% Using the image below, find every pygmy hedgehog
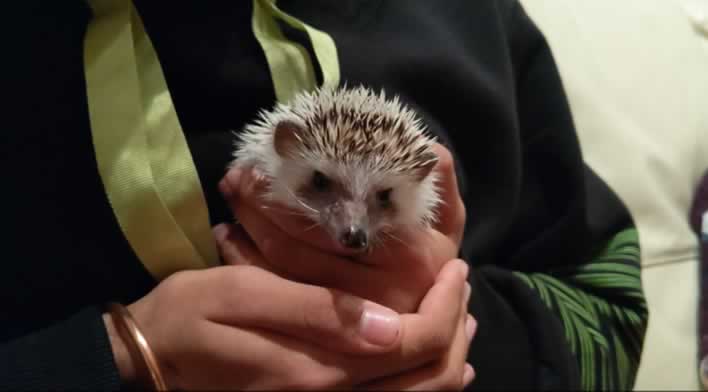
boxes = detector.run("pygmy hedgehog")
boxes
[230,85,441,252]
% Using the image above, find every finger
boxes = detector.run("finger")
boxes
[220,166,269,202]
[463,305,478,388]
[417,258,468,315]
[463,363,476,387]
[200,322,356,390]
[219,165,273,225]
[212,223,229,262]
[375,258,468,366]
[348,260,468,390]
[206,265,402,355]
[358,259,471,390]
[359,339,469,391]
[213,223,274,271]
[214,223,246,265]
[333,257,470,386]
[430,143,466,245]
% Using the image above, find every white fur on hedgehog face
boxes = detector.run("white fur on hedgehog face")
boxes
[261,149,440,249]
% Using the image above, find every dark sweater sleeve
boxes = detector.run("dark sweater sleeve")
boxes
[464,2,648,390]
[0,306,122,390]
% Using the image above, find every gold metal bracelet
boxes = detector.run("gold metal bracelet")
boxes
[108,302,168,391]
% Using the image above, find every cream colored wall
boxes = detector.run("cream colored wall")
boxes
[517,0,708,389]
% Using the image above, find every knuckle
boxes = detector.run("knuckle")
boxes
[225,265,265,296]
[235,264,265,283]
[218,265,271,312]
[300,293,338,332]
[160,270,194,294]
[424,318,458,358]
[425,329,452,358]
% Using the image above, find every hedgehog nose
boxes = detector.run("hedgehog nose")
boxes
[340,227,368,250]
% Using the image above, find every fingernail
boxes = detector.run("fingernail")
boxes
[464,283,471,304]
[220,169,242,199]
[466,315,477,340]
[463,363,475,386]
[359,301,401,346]
[212,223,230,242]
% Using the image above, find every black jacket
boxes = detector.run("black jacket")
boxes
[1,1,647,390]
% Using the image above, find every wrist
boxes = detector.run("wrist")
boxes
[103,312,138,383]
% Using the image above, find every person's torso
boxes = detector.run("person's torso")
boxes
[2,0,529,339]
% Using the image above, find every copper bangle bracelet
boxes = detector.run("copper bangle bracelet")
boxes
[107,302,167,391]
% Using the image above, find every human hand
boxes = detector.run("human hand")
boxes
[216,142,475,389]
[103,259,474,390]
[218,143,466,313]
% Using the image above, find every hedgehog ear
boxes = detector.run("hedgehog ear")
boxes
[274,120,304,158]
[413,152,439,182]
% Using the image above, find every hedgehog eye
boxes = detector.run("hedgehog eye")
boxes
[312,170,330,192]
[377,188,393,207]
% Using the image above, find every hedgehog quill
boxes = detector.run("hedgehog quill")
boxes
[230,85,442,252]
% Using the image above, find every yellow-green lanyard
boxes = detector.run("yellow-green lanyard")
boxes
[253,0,340,103]
[83,0,339,280]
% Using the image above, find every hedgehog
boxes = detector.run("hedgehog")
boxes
[230,85,441,252]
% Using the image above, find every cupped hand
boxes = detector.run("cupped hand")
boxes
[218,143,467,314]
[104,258,474,390]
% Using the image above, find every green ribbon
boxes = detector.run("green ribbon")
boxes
[253,0,340,103]
[83,0,219,279]
[82,0,339,280]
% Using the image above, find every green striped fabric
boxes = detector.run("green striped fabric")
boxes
[514,228,648,390]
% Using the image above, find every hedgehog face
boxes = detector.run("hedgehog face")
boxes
[270,120,440,252]
[232,85,443,252]
[293,165,398,251]
[273,157,436,252]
